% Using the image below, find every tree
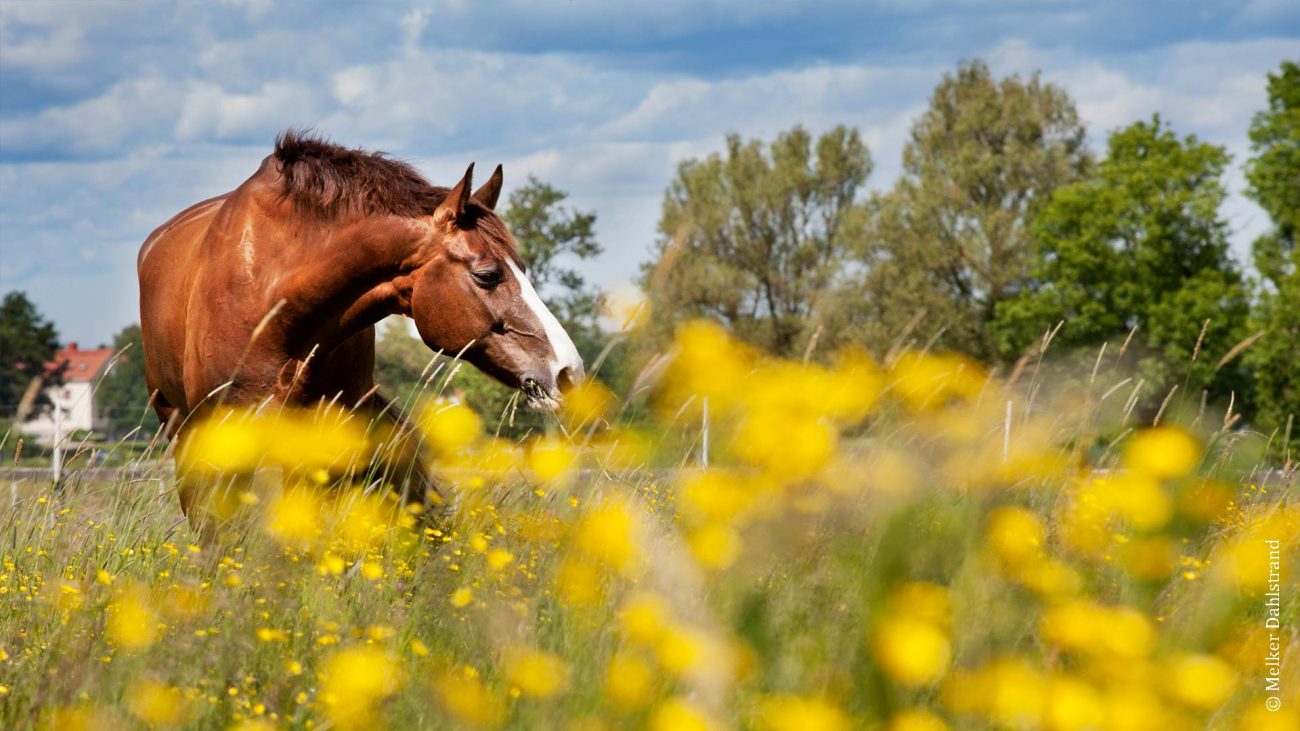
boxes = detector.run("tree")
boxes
[0,291,60,413]
[96,324,152,436]
[1243,61,1300,449]
[842,60,1089,359]
[643,125,872,357]
[993,117,1251,407]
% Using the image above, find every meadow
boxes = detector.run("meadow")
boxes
[1,320,1296,730]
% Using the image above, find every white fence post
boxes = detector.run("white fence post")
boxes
[52,403,63,485]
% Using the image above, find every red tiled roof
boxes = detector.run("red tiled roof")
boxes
[46,342,115,383]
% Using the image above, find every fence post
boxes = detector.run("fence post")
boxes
[52,403,63,486]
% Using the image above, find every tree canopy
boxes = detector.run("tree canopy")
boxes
[0,291,60,412]
[1243,61,1300,448]
[993,117,1250,406]
[843,60,1090,359]
[643,125,872,357]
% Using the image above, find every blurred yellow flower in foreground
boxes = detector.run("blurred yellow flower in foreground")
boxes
[505,648,570,699]
[420,400,483,456]
[107,584,159,651]
[319,646,402,729]
[125,680,187,727]
[872,615,951,687]
[1123,426,1200,480]
[986,506,1045,567]
[1165,653,1236,710]
[603,651,656,710]
[574,500,639,571]
[650,697,715,731]
[620,593,671,646]
[526,436,576,483]
[756,694,850,731]
[562,379,616,428]
[887,708,950,731]
[262,486,323,549]
[435,666,504,729]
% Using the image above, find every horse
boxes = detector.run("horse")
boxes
[137,130,584,536]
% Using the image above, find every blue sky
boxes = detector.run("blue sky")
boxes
[1,0,1296,345]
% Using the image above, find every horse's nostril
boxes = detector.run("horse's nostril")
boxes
[556,366,580,392]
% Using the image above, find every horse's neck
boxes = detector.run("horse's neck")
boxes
[274,215,429,355]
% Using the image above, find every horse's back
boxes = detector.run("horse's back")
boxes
[137,194,229,417]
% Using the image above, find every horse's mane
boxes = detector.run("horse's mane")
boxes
[273,130,441,218]
[271,130,519,262]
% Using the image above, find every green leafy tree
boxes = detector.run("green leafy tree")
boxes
[643,125,872,357]
[841,60,1089,359]
[96,324,151,436]
[994,117,1251,407]
[1243,61,1300,450]
[0,291,60,413]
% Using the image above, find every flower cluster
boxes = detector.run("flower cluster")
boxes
[1,320,1295,730]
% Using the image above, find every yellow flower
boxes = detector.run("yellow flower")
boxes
[556,556,604,608]
[125,680,187,727]
[657,320,753,414]
[886,582,951,631]
[177,409,265,474]
[679,469,753,523]
[319,646,402,729]
[107,584,159,651]
[890,351,986,410]
[450,587,474,608]
[872,616,951,687]
[733,411,836,481]
[649,697,714,731]
[505,648,569,699]
[620,593,671,646]
[1119,536,1176,580]
[420,400,483,456]
[756,694,850,731]
[986,506,1045,567]
[526,436,576,483]
[562,380,616,428]
[1123,426,1199,480]
[1106,473,1173,530]
[574,500,639,571]
[262,486,323,549]
[887,708,950,731]
[688,522,741,570]
[435,666,505,728]
[1043,675,1104,731]
[603,652,655,710]
[1165,653,1236,710]
[486,548,513,571]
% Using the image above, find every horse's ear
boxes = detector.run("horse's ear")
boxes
[435,163,475,225]
[473,164,503,210]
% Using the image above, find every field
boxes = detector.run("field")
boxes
[1,321,1296,730]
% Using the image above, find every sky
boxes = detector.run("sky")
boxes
[1,0,1296,346]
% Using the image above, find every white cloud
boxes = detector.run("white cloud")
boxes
[0,2,1295,344]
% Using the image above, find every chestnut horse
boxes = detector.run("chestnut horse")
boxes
[138,131,583,533]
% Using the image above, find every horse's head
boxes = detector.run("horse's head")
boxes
[409,163,584,409]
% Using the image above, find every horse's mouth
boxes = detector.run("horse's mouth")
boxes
[521,378,561,411]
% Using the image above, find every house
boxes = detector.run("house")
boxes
[20,342,116,443]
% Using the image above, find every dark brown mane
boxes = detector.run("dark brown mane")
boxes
[272,130,519,262]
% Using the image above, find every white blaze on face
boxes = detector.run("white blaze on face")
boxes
[506,259,584,388]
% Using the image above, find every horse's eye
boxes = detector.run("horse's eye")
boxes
[471,268,503,288]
